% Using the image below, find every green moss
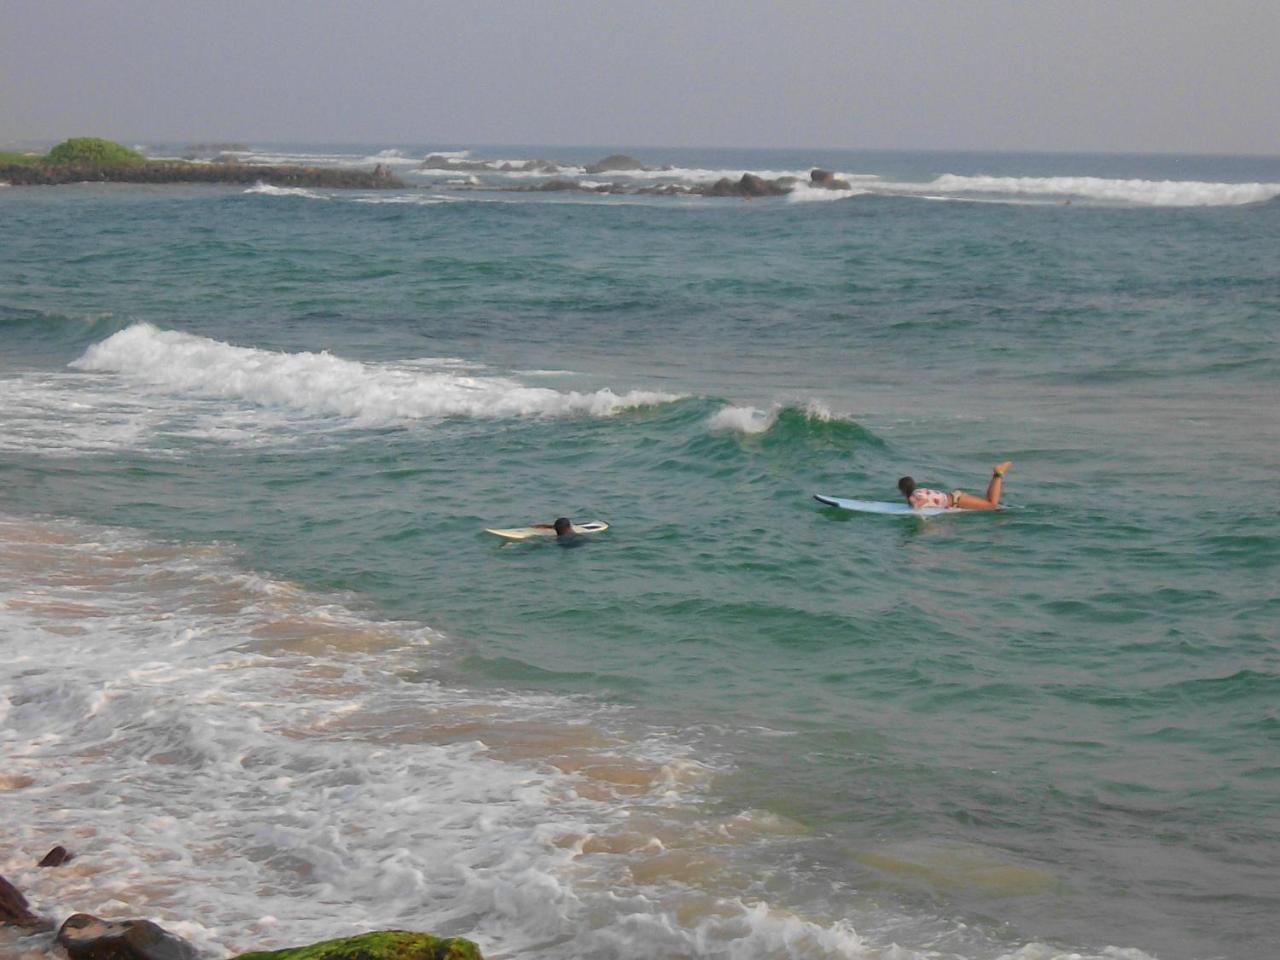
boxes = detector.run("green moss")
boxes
[232,930,483,960]
[0,151,44,165]
[44,137,144,166]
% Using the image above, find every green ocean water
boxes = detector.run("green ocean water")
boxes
[2,146,1278,960]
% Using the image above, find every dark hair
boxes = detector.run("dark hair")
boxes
[897,476,916,498]
[553,517,573,535]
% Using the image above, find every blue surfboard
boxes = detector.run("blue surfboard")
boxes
[813,493,960,517]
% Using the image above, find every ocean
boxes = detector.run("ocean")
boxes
[1,144,1277,960]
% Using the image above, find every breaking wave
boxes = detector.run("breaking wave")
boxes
[70,324,681,424]
[911,174,1280,207]
[243,182,328,200]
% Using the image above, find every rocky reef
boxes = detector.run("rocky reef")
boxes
[1,160,403,188]
[499,167,853,199]
[1,857,484,960]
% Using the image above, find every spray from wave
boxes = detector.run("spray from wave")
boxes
[70,324,681,424]
[708,401,847,435]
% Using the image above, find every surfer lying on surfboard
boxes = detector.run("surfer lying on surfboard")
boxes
[529,517,577,539]
[898,461,1011,511]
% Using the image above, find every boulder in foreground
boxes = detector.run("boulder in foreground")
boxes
[0,874,53,931]
[233,930,483,960]
[56,913,197,960]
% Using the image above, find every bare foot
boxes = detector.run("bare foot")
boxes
[993,460,1012,476]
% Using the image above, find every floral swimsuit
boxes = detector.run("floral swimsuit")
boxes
[908,487,959,509]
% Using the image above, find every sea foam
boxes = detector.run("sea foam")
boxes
[912,174,1280,207]
[708,400,838,435]
[244,182,328,200]
[70,324,681,424]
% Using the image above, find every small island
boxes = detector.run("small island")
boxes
[0,137,403,189]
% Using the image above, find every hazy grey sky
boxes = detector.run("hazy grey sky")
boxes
[3,0,1278,154]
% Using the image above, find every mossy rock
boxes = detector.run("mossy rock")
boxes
[233,930,483,960]
[45,137,144,166]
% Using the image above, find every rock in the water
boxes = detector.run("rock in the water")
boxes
[584,153,648,174]
[232,930,483,960]
[56,914,197,960]
[39,845,74,867]
[0,875,52,930]
[810,168,851,189]
[701,173,792,197]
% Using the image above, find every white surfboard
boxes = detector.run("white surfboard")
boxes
[813,494,960,516]
[485,521,610,540]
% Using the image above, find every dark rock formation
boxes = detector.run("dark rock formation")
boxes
[533,178,595,192]
[38,845,74,867]
[56,914,197,960]
[810,168,851,189]
[701,173,792,198]
[499,159,561,174]
[0,875,54,931]
[232,930,483,960]
[584,153,649,174]
[500,178,632,194]
[0,162,403,189]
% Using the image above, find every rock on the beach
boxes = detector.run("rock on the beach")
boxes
[56,913,198,960]
[232,930,484,960]
[0,875,52,930]
[584,153,648,174]
[38,845,74,867]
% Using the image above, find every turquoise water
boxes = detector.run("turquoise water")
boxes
[2,146,1278,960]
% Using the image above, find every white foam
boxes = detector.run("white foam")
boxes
[709,404,775,434]
[786,182,865,203]
[359,149,420,167]
[0,514,1169,960]
[69,324,681,426]
[708,400,837,435]
[899,174,1280,207]
[243,182,328,200]
[349,193,458,205]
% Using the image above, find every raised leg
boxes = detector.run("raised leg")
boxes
[953,460,1010,510]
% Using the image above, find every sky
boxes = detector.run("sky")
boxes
[2,0,1278,155]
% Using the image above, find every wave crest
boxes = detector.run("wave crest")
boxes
[920,174,1280,207]
[70,324,681,424]
[708,402,884,447]
[244,182,327,200]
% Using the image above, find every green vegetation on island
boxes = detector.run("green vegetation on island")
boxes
[1,136,401,189]
[45,137,145,166]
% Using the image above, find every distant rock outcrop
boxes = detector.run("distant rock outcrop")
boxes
[0,161,404,189]
[584,153,649,174]
[809,168,851,189]
[701,173,793,198]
